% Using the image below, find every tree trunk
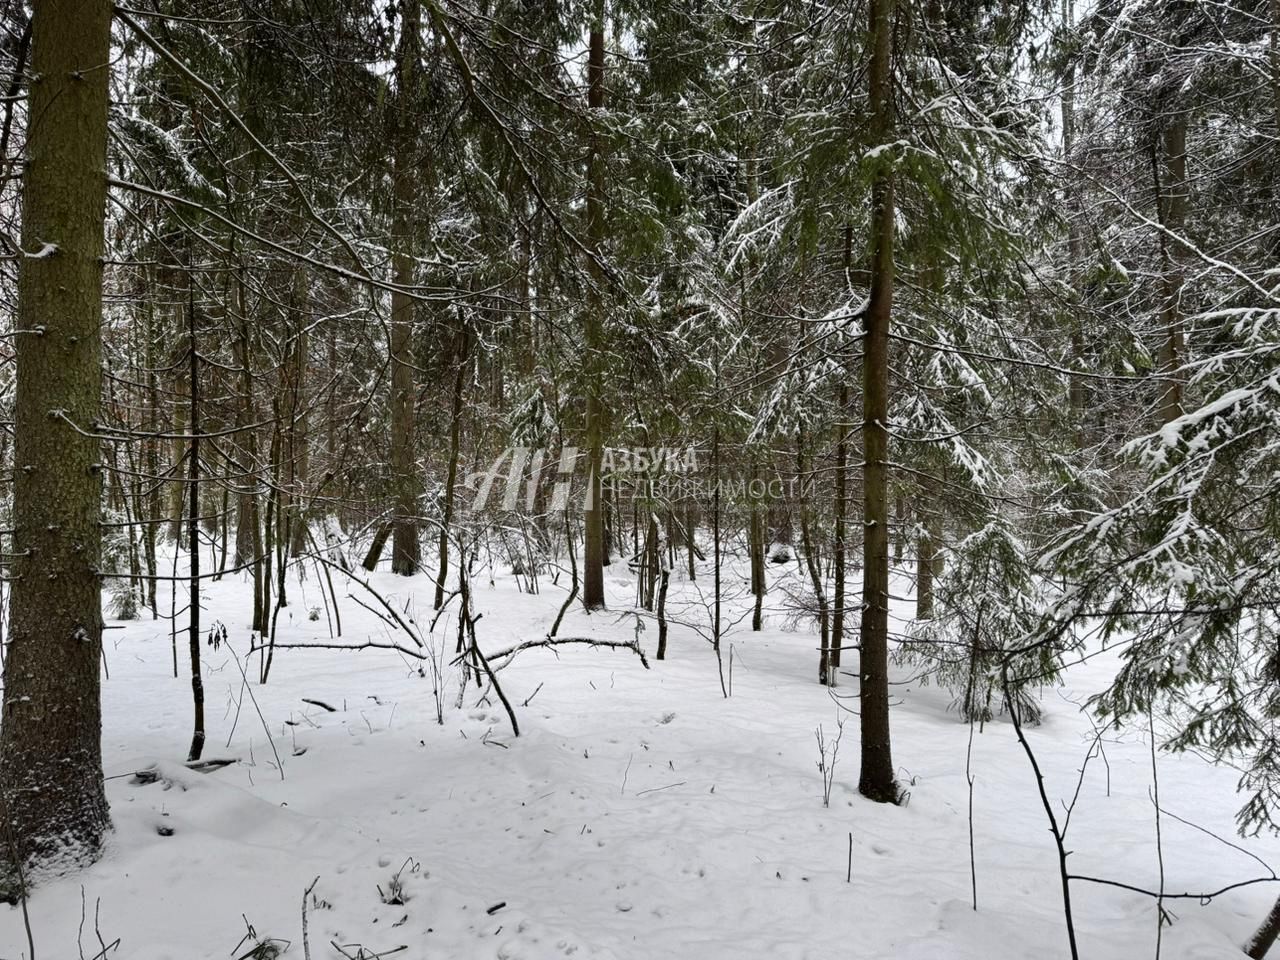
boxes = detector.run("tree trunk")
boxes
[893,493,906,565]
[1155,116,1187,425]
[435,345,467,609]
[645,512,660,610]
[287,268,310,557]
[832,376,849,674]
[916,488,936,621]
[144,295,160,614]
[363,522,392,572]
[831,224,853,673]
[800,431,832,685]
[1247,893,1280,959]
[389,0,421,576]
[233,270,259,560]
[186,280,205,762]
[1061,0,1087,439]
[656,565,670,659]
[749,471,765,631]
[168,362,187,544]
[685,504,697,581]
[858,0,899,805]
[582,4,607,610]
[0,0,113,879]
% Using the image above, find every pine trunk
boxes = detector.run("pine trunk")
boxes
[858,0,898,805]
[582,8,607,609]
[0,0,113,879]
[831,378,848,673]
[389,0,420,576]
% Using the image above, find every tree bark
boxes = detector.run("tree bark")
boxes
[582,3,607,609]
[749,470,765,631]
[363,522,392,572]
[916,485,937,621]
[831,224,853,674]
[0,0,113,878]
[685,504,697,581]
[435,337,468,609]
[186,276,205,762]
[1154,117,1187,425]
[1061,0,1087,438]
[831,377,848,674]
[858,0,899,805]
[389,0,421,575]
[287,267,310,557]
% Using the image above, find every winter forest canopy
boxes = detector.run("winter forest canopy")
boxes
[2,0,1280,957]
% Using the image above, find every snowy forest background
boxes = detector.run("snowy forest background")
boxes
[3,0,1280,957]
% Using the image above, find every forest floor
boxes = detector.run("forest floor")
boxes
[2,546,1278,960]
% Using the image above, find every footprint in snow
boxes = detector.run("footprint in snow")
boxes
[497,918,604,959]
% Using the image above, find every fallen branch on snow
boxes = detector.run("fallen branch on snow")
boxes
[468,635,651,672]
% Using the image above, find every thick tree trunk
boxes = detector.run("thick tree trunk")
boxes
[858,0,899,805]
[0,0,113,879]
[582,7,607,610]
[389,0,421,576]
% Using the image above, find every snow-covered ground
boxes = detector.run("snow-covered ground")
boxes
[3,548,1277,960]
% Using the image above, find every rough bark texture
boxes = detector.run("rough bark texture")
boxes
[581,9,607,610]
[0,0,113,878]
[858,0,899,805]
[389,0,421,576]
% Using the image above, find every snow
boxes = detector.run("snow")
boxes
[2,552,1277,959]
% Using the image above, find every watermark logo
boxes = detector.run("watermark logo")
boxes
[466,445,698,512]
[464,444,812,513]
[467,446,580,512]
